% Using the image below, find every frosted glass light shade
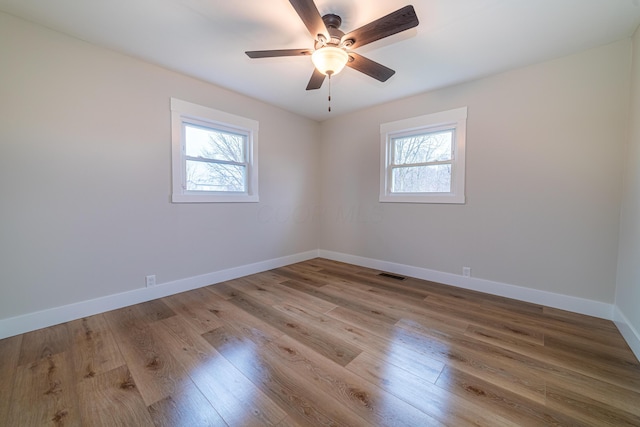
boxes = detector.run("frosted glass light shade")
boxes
[311,46,349,76]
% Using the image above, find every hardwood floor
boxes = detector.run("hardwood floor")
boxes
[2,258,639,426]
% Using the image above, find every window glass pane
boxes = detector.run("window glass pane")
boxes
[186,160,246,192]
[393,130,452,165]
[392,164,451,193]
[185,124,245,162]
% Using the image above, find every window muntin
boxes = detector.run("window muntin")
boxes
[171,98,258,203]
[380,107,467,204]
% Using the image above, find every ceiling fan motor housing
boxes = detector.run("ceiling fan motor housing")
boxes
[317,14,346,47]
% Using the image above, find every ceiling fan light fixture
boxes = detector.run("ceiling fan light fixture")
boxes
[311,46,348,76]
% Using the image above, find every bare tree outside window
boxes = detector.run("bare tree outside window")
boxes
[184,124,247,192]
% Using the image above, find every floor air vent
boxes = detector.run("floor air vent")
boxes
[378,272,406,281]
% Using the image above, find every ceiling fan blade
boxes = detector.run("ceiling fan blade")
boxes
[289,0,330,41]
[346,52,395,82]
[341,5,419,49]
[306,68,326,90]
[245,49,313,58]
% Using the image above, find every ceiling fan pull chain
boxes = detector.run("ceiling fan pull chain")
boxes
[328,73,332,112]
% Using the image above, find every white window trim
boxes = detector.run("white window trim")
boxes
[171,98,259,203]
[380,107,467,204]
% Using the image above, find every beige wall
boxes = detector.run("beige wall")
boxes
[616,27,640,334]
[0,12,320,320]
[319,40,631,303]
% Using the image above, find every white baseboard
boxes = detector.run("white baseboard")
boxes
[613,306,640,362]
[318,250,614,320]
[0,250,319,340]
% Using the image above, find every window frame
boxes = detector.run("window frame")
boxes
[380,107,467,204]
[171,98,259,203]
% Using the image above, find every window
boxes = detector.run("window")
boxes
[380,107,467,204]
[171,98,258,203]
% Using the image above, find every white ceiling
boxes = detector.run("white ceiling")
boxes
[1,0,640,121]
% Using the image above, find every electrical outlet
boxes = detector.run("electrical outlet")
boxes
[145,275,156,287]
[462,267,471,277]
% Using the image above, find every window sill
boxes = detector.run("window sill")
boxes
[172,193,259,203]
[379,193,465,204]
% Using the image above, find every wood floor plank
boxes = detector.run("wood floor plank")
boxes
[288,259,326,271]
[538,315,631,349]
[270,334,447,426]
[206,281,244,299]
[77,365,155,427]
[198,287,286,340]
[540,361,640,417]
[246,273,339,312]
[400,275,546,316]
[203,324,373,427]
[545,381,640,426]
[460,323,640,417]
[421,293,546,345]
[326,305,399,337]
[0,334,22,423]
[281,279,402,325]
[466,323,640,393]
[147,379,228,427]
[277,302,445,384]
[104,304,188,406]
[17,322,71,366]
[347,351,518,427]
[275,415,308,427]
[543,306,621,331]
[272,265,355,288]
[434,366,583,426]
[227,289,362,367]
[7,352,80,426]
[426,288,623,348]
[226,276,338,314]
[395,317,547,403]
[131,298,178,323]
[248,269,293,284]
[544,332,640,373]
[323,282,470,335]
[161,288,224,334]
[544,327,638,363]
[464,324,545,356]
[68,314,125,380]
[150,314,287,426]
[307,257,373,275]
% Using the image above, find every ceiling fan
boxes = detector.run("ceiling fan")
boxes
[245,0,419,91]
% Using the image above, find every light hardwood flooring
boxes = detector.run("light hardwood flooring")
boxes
[1,258,639,426]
